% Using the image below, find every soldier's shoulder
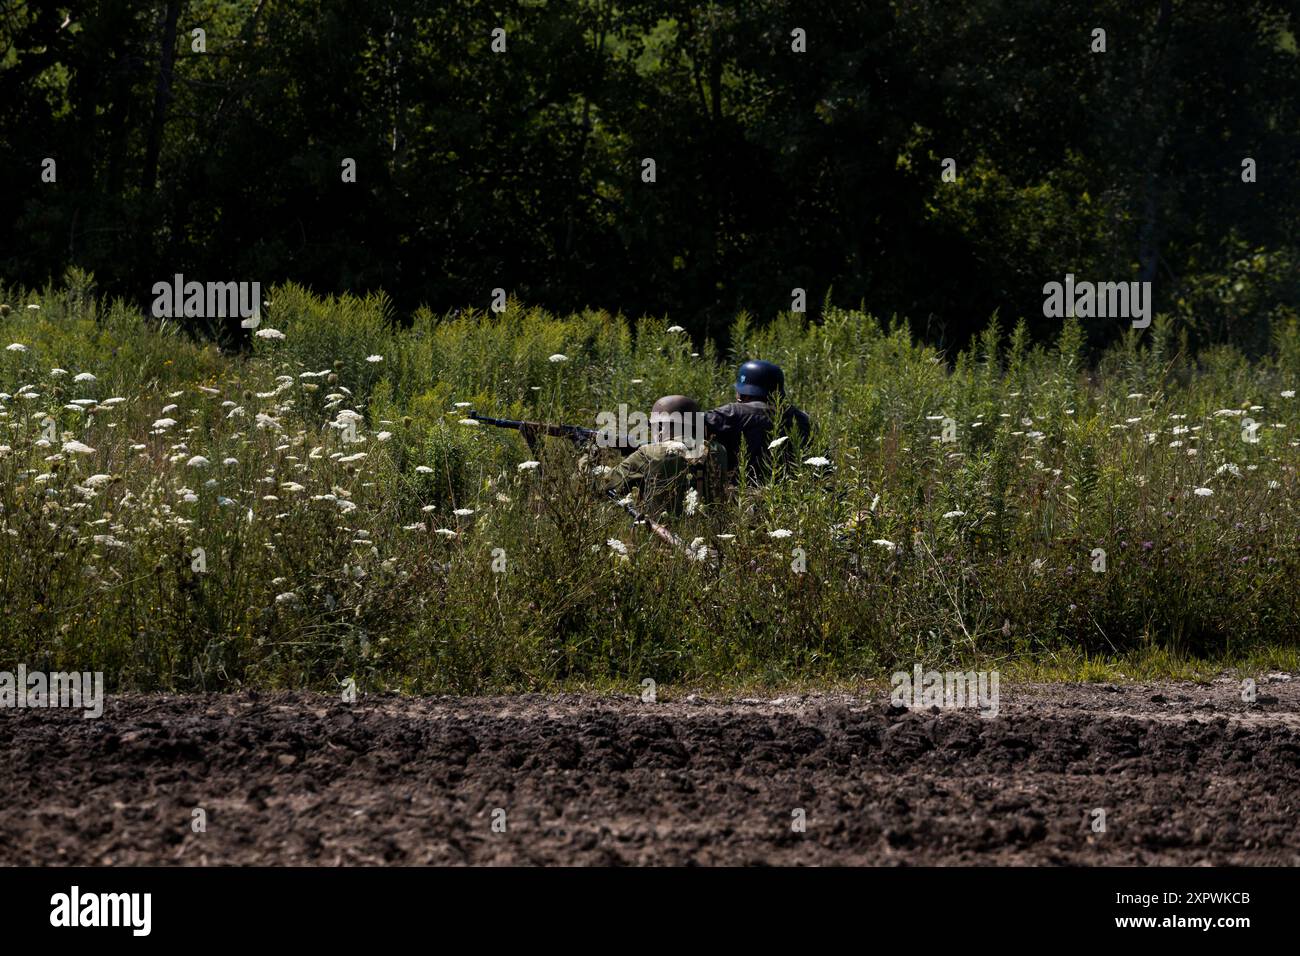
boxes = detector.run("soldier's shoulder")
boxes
[610,445,653,475]
[789,404,812,426]
[677,438,719,461]
[632,440,681,461]
[708,401,768,421]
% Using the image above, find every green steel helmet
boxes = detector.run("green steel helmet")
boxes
[735,359,785,400]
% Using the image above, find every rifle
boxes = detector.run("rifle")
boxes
[607,489,714,563]
[467,410,638,456]
[470,410,712,563]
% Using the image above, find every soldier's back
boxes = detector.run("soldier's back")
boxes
[606,438,726,516]
[705,400,810,480]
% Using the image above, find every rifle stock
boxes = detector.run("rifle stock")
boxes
[607,490,714,564]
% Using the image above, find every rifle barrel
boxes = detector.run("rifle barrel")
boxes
[468,410,638,452]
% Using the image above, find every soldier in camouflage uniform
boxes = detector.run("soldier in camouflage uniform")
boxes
[604,395,728,517]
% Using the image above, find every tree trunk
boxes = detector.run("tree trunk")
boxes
[1137,0,1174,290]
[142,0,182,194]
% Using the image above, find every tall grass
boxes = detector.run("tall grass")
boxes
[1,280,1297,692]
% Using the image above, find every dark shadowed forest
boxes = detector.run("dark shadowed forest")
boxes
[2,1,1297,352]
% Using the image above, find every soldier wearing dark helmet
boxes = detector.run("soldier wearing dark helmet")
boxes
[604,395,727,516]
[705,359,811,482]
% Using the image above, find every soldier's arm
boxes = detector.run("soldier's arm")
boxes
[603,448,650,497]
[704,407,729,438]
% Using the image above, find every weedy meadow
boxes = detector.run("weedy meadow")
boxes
[1,275,1297,694]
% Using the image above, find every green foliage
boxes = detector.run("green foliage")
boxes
[0,285,1297,693]
[1,0,1296,353]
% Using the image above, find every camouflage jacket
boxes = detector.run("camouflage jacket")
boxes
[604,438,728,516]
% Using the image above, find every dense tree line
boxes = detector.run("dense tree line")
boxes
[1,0,1297,352]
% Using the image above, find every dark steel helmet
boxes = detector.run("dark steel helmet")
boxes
[650,394,700,420]
[735,359,785,399]
[649,394,700,442]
